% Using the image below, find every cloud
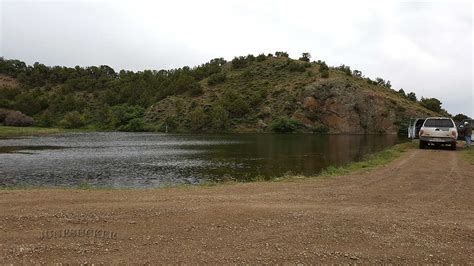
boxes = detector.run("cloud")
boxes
[1,0,472,116]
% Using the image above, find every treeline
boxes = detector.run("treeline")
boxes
[0,57,228,130]
[0,53,465,132]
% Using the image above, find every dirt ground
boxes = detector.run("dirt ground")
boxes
[1,147,473,264]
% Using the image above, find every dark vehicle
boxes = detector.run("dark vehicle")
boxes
[457,119,474,140]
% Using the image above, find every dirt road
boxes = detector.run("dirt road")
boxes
[1,148,473,263]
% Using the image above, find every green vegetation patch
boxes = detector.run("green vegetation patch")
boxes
[0,126,63,138]
[462,146,474,165]
[320,142,415,177]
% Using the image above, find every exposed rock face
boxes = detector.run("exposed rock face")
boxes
[297,79,435,134]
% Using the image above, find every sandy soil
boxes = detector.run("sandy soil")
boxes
[1,148,473,264]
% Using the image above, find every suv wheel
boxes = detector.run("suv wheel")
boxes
[419,140,426,149]
[451,142,457,150]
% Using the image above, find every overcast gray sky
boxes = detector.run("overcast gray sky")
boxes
[1,0,473,116]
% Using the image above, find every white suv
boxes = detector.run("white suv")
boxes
[419,117,458,150]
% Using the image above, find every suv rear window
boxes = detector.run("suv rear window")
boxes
[424,119,454,128]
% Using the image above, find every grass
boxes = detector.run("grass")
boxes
[0,126,64,138]
[319,141,416,177]
[462,145,474,164]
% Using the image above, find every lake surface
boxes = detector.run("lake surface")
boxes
[0,132,403,188]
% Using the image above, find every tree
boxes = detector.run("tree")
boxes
[210,104,229,129]
[420,97,442,113]
[275,51,289,58]
[299,53,311,62]
[59,111,85,128]
[188,107,207,130]
[398,89,406,97]
[453,113,470,123]
[207,72,227,86]
[407,92,417,102]
[256,54,267,62]
[231,56,248,69]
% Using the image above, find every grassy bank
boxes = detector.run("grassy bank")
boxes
[0,126,64,138]
[318,141,415,177]
[462,145,474,164]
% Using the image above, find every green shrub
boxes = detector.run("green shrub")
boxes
[228,97,249,116]
[119,118,145,132]
[271,117,303,133]
[407,92,417,102]
[59,111,85,128]
[109,105,145,128]
[207,72,227,86]
[420,97,442,112]
[396,121,409,136]
[275,51,289,58]
[286,61,306,72]
[299,52,311,62]
[231,56,248,69]
[256,54,267,62]
[311,124,329,134]
[321,69,329,78]
[188,107,207,130]
[210,104,229,130]
[187,83,203,96]
[221,90,250,117]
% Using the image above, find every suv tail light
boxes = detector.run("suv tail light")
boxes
[452,131,456,137]
[419,130,424,136]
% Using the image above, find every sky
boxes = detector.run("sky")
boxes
[1,0,473,117]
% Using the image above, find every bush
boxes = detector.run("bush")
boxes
[0,108,11,123]
[4,111,34,126]
[231,56,248,69]
[109,105,145,128]
[311,124,329,134]
[286,61,306,72]
[407,92,417,102]
[119,118,145,132]
[299,52,311,62]
[275,51,289,58]
[59,111,85,128]
[188,107,207,130]
[227,96,250,116]
[207,72,227,86]
[221,90,250,117]
[420,97,442,113]
[321,69,329,78]
[271,117,302,133]
[256,54,266,62]
[336,64,352,76]
[210,104,229,130]
[453,113,470,123]
[187,84,203,96]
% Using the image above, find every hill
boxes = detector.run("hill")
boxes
[0,54,442,134]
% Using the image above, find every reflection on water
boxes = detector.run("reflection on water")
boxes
[0,132,402,188]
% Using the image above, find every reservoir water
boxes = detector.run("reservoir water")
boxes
[0,132,402,188]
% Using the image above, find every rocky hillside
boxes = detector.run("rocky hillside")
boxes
[0,55,439,133]
[145,57,438,134]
